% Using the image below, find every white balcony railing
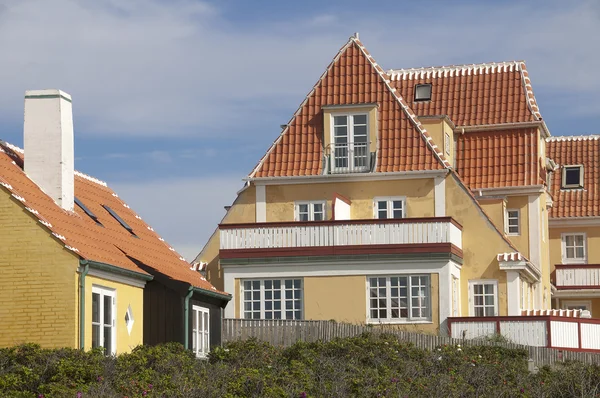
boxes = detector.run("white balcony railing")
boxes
[219,217,462,251]
[330,142,370,174]
[554,265,600,289]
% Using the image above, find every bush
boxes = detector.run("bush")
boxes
[1,335,600,397]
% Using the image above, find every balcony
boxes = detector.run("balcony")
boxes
[219,217,462,260]
[553,264,600,290]
[329,142,370,174]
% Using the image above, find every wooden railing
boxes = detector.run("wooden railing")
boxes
[448,316,600,351]
[219,217,462,251]
[554,264,600,289]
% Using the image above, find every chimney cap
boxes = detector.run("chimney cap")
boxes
[25,89,72,102]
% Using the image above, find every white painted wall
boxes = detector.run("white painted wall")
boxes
[333,196,351,220]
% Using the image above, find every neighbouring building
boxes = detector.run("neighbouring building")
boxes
[195,35,558,335]
[0,89,230,356]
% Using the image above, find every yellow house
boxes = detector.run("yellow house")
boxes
[196,35,553,335]
[547,136,600,317]
[0,90,229,354]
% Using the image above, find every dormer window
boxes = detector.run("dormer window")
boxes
[331,113,369,173]
[562,165,584,189]
[414,84,432,101]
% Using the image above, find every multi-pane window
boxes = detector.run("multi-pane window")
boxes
[192,305,210,358]
[332,114,369,173]
[368,275,431,322]
[506,209,520,235]
[242,279,302,320]
[296,201,325,221]
[562,165,583,189]
[563,233,586,263]
[91,286,116,355]
[470,281,497,317]
[374,197,405,219]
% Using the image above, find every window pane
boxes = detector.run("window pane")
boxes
[104,326,112,353]
[565,167,581,186]
[484,284,494,294]
[353,114,367,125]
[566,235,574,246]
[92,293,100,323]
[484,307,495,317]
[92,325,100,348]
[474,285,483,294]
[415,84,432,100]
[566,247,575,258]
[274,280,281,289]
[103,296,112,326]
[333,115,347,126]
[575,235,584,246]
[576,247,585,258]
[265,280,272,289]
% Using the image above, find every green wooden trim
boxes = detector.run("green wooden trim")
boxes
[24,94,72,103]
[80,259,154,281]
[192,286,232,301]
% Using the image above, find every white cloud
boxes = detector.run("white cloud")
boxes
[1,0,598,139]
[109,175,244,261]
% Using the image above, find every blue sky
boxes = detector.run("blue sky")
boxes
[0,0,599,259]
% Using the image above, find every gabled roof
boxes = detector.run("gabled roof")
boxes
[388,61,542,126]
[0,141,228,298]
[250,36,450,178]
[455,127,543,189]
[546,135,600,218]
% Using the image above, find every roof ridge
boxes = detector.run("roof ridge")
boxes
[388,61,523,80]
[546,135,600,142]
[74,171,108,187]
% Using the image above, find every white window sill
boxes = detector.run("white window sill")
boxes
[366,319,433,325]
[562,260,587,264]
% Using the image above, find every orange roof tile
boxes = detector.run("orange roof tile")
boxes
[0,142,227,297]
[388,61,541,126]
[546,136,600,218]
[455,128,541,189]
[250,37,449,178]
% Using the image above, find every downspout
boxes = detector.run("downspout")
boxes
[183,286,194,350]
[79,260,90,350]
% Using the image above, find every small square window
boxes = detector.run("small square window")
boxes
[374,197,405,219]
[414,84,432,101]
[295,201,326,221]
[506,209,520,235]
[562,165,583,189]
[444,132,451,155]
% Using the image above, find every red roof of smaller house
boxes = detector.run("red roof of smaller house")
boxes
[0,141,228,298]
[546,136,600,218]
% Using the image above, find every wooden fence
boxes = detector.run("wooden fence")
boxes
[222,318,600,367]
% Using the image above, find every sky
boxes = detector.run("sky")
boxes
[0,0,599,260]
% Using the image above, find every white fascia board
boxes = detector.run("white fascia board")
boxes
[247,170,449,186]
[549,217,600,227]
[473,185,546,196]
[498,260,541,283]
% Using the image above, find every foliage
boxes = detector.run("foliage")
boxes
[1,335,600,397]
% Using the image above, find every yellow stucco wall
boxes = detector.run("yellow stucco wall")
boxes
[84,275,144,354]
[199,185,256,291]
[420,118,454,166]
[477,198,505,231]
[445,175,515,316]
[0,192,79,348]
[265,179,434,222]
[549,226,600,268]
[303,276,367,323]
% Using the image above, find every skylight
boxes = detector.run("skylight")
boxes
[102,204,137,236]
[75,197,102,226]
[562,165,584,189]
[414,84,432,101]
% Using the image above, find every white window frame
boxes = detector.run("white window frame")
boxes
[414,83,432,101]
[91,286,116,355]
[373,196,406,219]
[505,208,520,235]
[561,300,592,312]
[241,279,303,320]
[561,232,587,264]
[468,280,498,317]
[192,305,210,358]
[366,275,432,324]
[295,200,326,222]
[330,112,370,173]
[562,164,584,189]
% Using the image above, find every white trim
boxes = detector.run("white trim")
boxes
[561,232,587,264]
[91,285,116,355]
[553,290,600,298]
[256,185,266,222]
[295,200,326,221]
[549,217,600,227]
[248,170,449,185]
[561,164,584,189]
[473,185,545,196]
[239,278,303,320]
[373,196,406,219]
[191,305,210,358]
[223,259,455,319]
[468,279,499,317]
[86,268,147,289]
[505,208,520,235]
[329,112,370,174]
[561,300,592,311]
[434,176,446,217]
[528,195,541,270]
[506,270,521,316]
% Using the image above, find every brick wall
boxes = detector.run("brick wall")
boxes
[0,191,79,348]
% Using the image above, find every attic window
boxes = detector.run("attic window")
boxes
[75,197,102,226]
[414,84,432,101]
[562,165,584,189]
[102,204,137,236]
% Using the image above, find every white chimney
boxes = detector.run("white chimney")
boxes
[24,89,75,211]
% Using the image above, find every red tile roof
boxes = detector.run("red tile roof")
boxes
[0,142,227,297]
[546,136,600,218]
[455,128,542,189]
[250,37,450,178]
[388,61,541,126]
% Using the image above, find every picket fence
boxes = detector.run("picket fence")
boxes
[222,318,600,367]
